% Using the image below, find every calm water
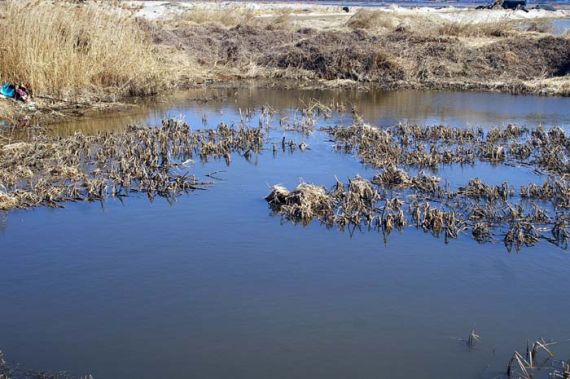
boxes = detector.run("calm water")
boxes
[228,0,570,7]
[2,88,570,379]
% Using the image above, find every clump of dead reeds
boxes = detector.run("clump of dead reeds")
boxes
[266,173,567,250]
[346,8,517,38]
[336,176,379,228]
[459,178,512,201]
[0,119,265,210]
[506,339,555,379]
[266,175,379,228]
[265,120,570,249]
[168,7,256,28]
[0,0,167,99]
[346,9,400,31]
[327,122,570,176]
[372,165,411,189]
[0,350,8,379]
[266,183,334,226]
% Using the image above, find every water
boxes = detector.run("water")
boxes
[553,17,570,34]
[229,0,570,7]
[2,87,570,379]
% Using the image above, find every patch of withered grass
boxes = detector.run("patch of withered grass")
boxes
[346,9,401,31]
[161,6,293,30]
[0,0,169,100]
[346,9,518,37]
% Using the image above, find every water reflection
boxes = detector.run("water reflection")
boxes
[51,87,570,136]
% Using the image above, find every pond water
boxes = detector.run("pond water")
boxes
[552,17,570,35]
[2,87,570,379]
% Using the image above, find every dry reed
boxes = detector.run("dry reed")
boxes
[268,120,569,250]
[0,120,265,210]
[0,0,167,99]
[346,8,517,37]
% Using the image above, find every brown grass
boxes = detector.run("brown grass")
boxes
[170,8,257,28]
[346,9,401,31]
[161,6,292,30]
[346,9,518,37]
[0,0,169,99]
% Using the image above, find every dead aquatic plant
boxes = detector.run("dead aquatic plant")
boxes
[280,100,335,135]
[326,122,570,175]
[552,361,570,379]
[265,176,379,228]
[265,183,334,226]
[486,124,527,143]
[0,349,93,379]
[200,122,264,164]
[412,201,465,241]
[329,122,403,167]
[505,222,541,250]
[0,351,8,379]
[377,197,406,236]
[458,178,512,202]
[551,216,569,248]
[266,168,568,249]
[372,167,442,194]
[0,119,265,211]
[506,339,556,379]
[336,176,379,228]
[472,222,491,242]
[372,165,411,189]
[466,329,480,350]
[479,144,506,163]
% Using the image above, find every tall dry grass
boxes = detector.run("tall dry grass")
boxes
[346,9,401,30]
[0,0,167,99]
[174,7,257,27]
[163,6,293,30]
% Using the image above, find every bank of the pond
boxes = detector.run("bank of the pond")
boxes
[1,0,570,128]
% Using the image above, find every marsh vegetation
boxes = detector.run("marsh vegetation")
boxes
[0,120,264,210]
[1,1,569,378]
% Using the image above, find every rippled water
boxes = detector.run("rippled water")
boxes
[2,87,570,379]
